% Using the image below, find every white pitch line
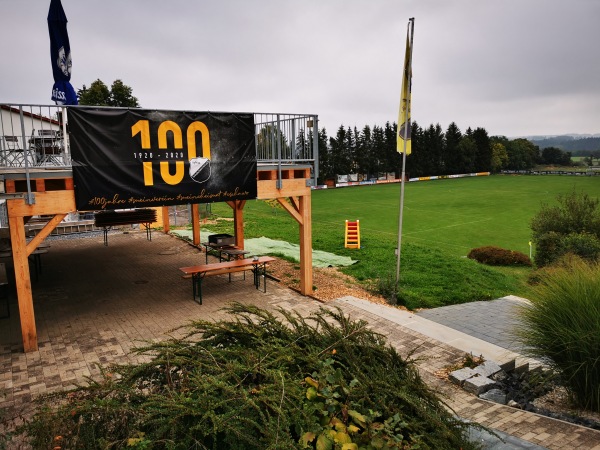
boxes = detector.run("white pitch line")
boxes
[403,218,493,236]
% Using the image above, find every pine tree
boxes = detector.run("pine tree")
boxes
[472,127,492,172]
[443,122,462,174]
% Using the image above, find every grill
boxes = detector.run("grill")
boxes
[208,233,234,246]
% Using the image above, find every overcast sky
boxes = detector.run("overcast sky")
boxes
[2,0,599,138]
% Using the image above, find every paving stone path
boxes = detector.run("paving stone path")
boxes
[416,296,531,354]
[0,231,598,449]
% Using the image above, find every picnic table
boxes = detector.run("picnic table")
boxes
[201,241,250,263]
[0,242,50,282]
[179,256,276,304]
[94,209,157,245]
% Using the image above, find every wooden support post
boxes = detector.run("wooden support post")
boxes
[234,200,245,249]
[273,195,313,295]
[299,195,313,295]
[5,192,74,353]
[8,216,37,352]
[161,206,170,233]
[227,200,246,249]
[191,203,200,246]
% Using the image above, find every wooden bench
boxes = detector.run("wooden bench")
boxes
[179,256,276,304]
[94,209,157,246]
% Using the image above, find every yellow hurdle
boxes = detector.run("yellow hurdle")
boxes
[344,220,360,249]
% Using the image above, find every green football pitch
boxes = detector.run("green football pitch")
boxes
[209,174,600,308]
[312,174,600,257]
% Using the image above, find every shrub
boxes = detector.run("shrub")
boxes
[535,231,600,267]
[10,304,479,449]
[531,190,600,267]
[533,231,564,267]
[562,232,600,261]
[517,258,600,412]
[467,246,532,266]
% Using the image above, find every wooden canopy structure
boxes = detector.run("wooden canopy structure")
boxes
[1,106,319,352]
[1,164,314,352]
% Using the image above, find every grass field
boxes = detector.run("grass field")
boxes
[207,174,600,309]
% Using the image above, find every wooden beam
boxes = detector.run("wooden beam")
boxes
[276,198,302,224]
[298,195,313,295]
[290,196,300,212]
[6,191,76,217]
[4,180,16,194]
[8,216,37,352]
[26,214,66,256]
[35,179,46,193]
[191,204,200,245]
[257,179,310,199]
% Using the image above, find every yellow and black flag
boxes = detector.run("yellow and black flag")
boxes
[397,19,414,155]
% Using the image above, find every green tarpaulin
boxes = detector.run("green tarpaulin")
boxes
[171,230,357,268]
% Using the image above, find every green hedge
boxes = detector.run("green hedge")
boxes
[467,246,532,266]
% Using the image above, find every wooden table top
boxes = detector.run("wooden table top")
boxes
[179,256,276,275]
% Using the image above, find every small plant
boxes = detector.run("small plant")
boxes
[467,246,532,266]
[438,353,484,379]
[374,273,398,306]
[517,257,600,412]
[301,359,419,449]
[462,352,484,369]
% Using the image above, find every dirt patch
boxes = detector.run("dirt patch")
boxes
[267,258,395,306]
[533,386,600,429]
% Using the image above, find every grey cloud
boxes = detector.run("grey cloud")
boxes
[1,0,598,137]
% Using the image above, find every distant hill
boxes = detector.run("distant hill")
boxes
[520,135,600,154]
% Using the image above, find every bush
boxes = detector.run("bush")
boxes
[531,190,600,267]
[562,232,600,261]
[517,258,600,412]
[9,304,480,449]
[467,246,532,266]
[535,231,600,267]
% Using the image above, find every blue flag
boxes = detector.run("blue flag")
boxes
[48,0,78,105]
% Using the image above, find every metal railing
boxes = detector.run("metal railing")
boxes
[1,105,318,183]
[0,104,70,169]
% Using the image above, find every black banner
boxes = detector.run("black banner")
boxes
[68,108,256,211]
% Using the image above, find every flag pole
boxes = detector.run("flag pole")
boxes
[395,18,415,292]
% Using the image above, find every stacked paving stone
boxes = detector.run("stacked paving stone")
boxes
[449,360,509,404]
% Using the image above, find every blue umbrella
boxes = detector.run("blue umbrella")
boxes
[48,0,78,105]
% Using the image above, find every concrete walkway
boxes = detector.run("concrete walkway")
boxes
[0,231,598,449]
[416,296,532,355]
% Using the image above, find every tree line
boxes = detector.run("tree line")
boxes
[529,136,600,154]
[75,78,578,181]
[314,121,574,184]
